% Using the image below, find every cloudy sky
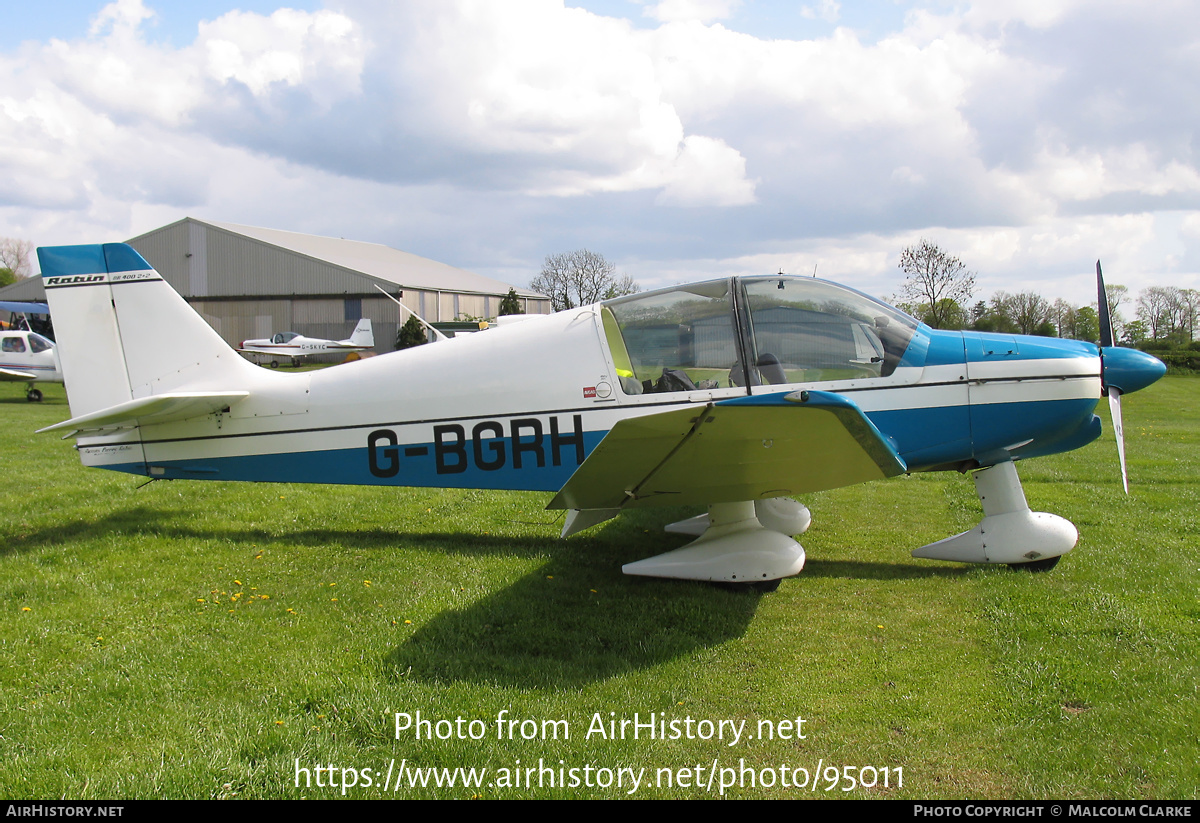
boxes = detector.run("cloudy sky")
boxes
[2,0,1198,305]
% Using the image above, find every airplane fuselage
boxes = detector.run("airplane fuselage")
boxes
[74,301,1103,492]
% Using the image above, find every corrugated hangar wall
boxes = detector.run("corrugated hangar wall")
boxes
[129,220,502,360]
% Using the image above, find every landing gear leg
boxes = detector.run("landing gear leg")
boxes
[665,496,811,538]
[912,461,1076,567]
[624,501,805,585]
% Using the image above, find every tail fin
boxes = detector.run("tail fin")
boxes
[38,243,249,419]
[348,318,374,348]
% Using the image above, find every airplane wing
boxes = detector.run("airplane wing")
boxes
[0,301,50,313]
[548,389,907,511]
[0,367,38,382]
[37,391,249,435]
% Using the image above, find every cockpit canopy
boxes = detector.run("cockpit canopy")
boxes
[271,332,300,344]
[601,276,919,395]
[1,332,54,354]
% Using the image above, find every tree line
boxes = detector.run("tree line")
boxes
[895,240,1200,350]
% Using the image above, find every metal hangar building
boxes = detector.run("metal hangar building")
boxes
[1,217,550,356]
[128,218,551,356]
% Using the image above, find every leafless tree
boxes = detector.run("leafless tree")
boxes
[1050,298,1075,337]
[0,237,34,280]
[897,240,975,330]
[529,249,638,312]
[1137,286,1182,341]
[1180,288,1200,342]
[989,291,1053,335]
[1102,283,1129,342]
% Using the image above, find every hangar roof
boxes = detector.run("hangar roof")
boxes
[192,219,544,298]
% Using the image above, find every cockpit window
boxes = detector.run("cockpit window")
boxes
[2,336,26,353]
[28,333,53,353]
[272,332,299,344]
[740,277,917,383]
[601,276,919,395]
[603,279,737,394]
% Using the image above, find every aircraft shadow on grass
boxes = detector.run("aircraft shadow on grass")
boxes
[382,550,763,690]
[4,498,970,688]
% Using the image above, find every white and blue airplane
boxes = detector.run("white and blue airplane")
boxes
[35,243,1164,589]
[239,318,374,367]
[1,299,62,401]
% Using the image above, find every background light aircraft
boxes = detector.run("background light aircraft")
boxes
[36,243,1164,589]
[239,319,374,367]
[1,327,62,401]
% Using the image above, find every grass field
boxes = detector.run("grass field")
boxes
[1,377,1196,799]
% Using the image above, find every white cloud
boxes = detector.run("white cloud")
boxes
[88,0,156,39]
[800,1,840,24]
[200,8,364,107]
[1035,141,1200,202]
[0,0,1197,301]
[656,135,756,206]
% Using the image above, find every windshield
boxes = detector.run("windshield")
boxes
[740,277,918,383]
[601,276,920,395]
[603,279,736,394]
[28,333,54,353]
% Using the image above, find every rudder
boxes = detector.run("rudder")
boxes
[349,318,373,348]
[39,243,249,420]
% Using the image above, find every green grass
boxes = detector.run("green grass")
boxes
[0,378,1196,799]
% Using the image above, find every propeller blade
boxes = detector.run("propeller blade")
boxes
[1096,260,1114,348]
[1108,386,1128,495]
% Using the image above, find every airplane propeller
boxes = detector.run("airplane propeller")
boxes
[1095,260,1166,494]
[1096,260,1127,493]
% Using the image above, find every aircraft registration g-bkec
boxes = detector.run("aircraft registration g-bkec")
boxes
[37,243,1165,589]
[238,318,374,367]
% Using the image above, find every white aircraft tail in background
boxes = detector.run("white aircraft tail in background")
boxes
[239,318,374,366]
[347,318,373,348]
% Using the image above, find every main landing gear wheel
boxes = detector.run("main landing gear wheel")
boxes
[26,388,43,402]
[624,501,805,586]
[715,577,783,594]
[270,360,280,369]
[1009,556,1061,572]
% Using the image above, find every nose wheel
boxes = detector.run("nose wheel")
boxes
[1009,555,1061,572]
[26,387,43,402]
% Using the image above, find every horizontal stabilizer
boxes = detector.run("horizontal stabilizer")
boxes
[37,391,249,434]
[549,390,906,511]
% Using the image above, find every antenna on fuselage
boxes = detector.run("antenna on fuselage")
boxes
[373,285,448,342]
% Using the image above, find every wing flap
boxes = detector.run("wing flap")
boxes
[549,390,906,510]
[37,391,249,434]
